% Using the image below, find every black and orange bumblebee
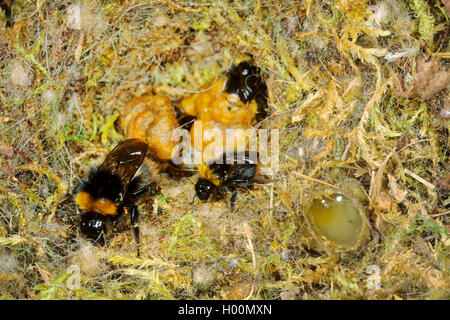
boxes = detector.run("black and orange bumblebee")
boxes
[175,60,268,128]
[73,139,159,256]
[224,60,268,122]
[169,60,268,177]
[195,151,260,210]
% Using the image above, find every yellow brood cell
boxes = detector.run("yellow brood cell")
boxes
[179,77,258,128]
[119,95,180,161]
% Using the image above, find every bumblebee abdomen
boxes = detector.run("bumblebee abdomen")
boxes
[197,163,222,187]
[75,191,118,216]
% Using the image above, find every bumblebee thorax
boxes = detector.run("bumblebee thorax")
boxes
[75,170,123,215]
[197,163,221,187]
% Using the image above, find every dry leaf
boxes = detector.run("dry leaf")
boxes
[394,56,450,101]
[387,174,407,202]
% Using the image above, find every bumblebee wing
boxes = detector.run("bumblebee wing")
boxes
[99,139,148,196]
[220,151,258,183]
[222,150,258,166]
[225,164,257,184]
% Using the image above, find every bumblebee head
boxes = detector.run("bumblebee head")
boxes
[195,178,215,201]
[226,61,262,103]
[225,61,267,121]
[80,212,107,245]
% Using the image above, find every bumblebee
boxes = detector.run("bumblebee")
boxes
[73,139,159,256]
[178,60,268,127]
[195,151,259,210]
[173,106,196,132]
[224,60,268,122]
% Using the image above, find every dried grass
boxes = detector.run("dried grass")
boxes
[0,0,448,300]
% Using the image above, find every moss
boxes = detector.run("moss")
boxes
[0,0,448,300]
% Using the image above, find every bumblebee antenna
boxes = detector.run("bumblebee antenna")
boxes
[93,230,106,246]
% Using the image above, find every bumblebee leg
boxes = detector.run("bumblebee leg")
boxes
[148,182,161,196]
[230,187,238,211]
[128,182,161,198]
[129,186,149,198]
[130,205,140,257]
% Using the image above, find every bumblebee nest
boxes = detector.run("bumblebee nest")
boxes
[0,0,449,300]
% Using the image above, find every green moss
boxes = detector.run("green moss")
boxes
[0,0,448,300]
[409,0,435,41]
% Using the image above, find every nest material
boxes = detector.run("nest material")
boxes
[0,0,449,300]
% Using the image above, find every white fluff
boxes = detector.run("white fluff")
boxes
[67,4,81,30]
[384,48,416,63]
